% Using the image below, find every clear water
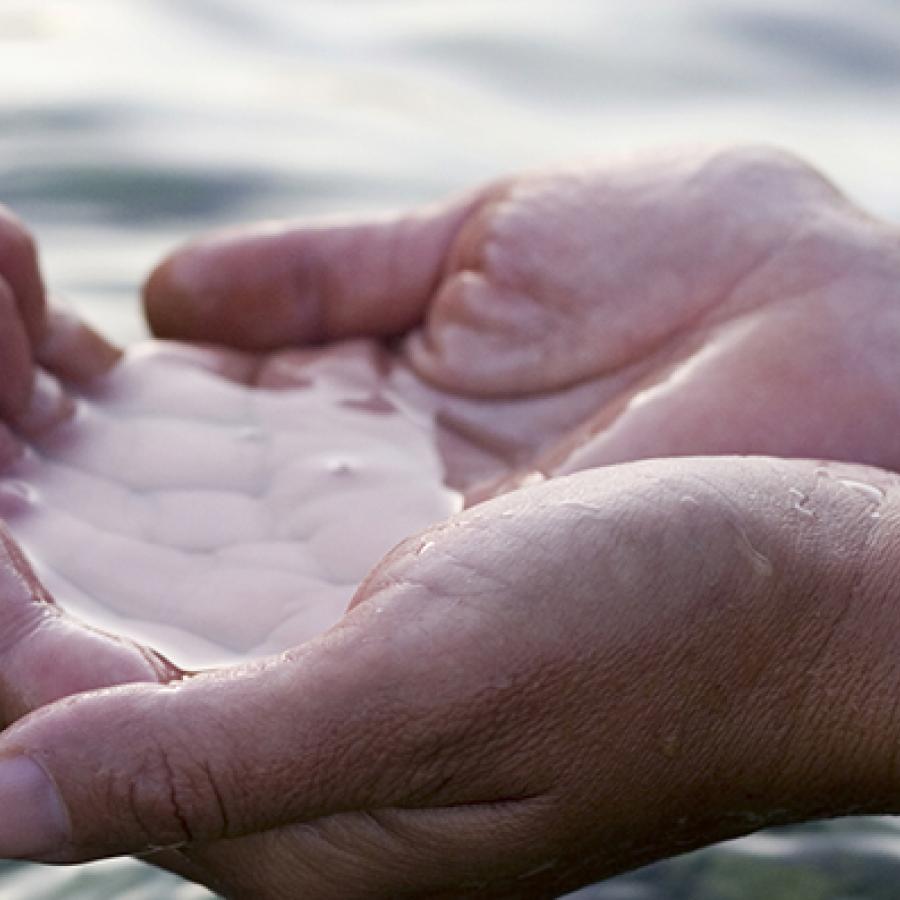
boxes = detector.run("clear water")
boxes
[0,347,463,670]
[2,0,900,896]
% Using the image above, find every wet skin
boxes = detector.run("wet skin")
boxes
[1,146,900,897]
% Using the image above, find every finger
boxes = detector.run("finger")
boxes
[34,305,122,384]
[0,455,781,864]
[0,278,35,419]
[0,424,22,471]
[142,187,496,350]
[0,537,550,868]
[0,522,175,727]
[0,205,46,345]
[0,460,698,865]
[6,304,121,433]
[0,454,891,875]
[406,147,851,399]
[2,301,121,431]
[0,622,418,861]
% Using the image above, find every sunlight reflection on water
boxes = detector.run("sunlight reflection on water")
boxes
[2,0,900,896]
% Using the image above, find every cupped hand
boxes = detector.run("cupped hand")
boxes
[1,340,465,670]
[145,144,900,480]
[2,146,900,898]
[0,204,176,724]
[3,456,900,900]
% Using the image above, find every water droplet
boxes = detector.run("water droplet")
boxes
[559,499,602,514]
[788,487,814,518]
[731,522,773,578]
[518,859,558,880]
[680,495,700,506]
[236,426,263,443]
[835,477,885,504]
[812,469,886,518]
[661,729,682,759]
[0,480,36,514]
[327,459,354,476]
[417,540,436,556]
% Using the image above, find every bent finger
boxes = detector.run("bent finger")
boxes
[143,188,495,350]
[35,304,122,384]
[0,522,176,726]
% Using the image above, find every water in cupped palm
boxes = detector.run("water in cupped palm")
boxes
[3,1,900,896]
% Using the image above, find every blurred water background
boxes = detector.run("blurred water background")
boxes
[2,0,900,896]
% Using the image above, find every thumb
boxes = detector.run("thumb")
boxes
[0,600,447,863]
[143,186,494,351]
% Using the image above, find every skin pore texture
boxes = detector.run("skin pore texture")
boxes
[0,146,900,897]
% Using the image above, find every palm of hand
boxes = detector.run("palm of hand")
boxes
[3,145,900,895]
[398,147,900,477]
[1,340,468,671]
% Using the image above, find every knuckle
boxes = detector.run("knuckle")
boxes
[707,143,834,200]
[127,736,229,846]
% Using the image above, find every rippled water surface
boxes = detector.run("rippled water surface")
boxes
[3,0,900,896]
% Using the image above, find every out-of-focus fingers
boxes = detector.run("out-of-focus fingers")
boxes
[0,206,46,345]
[0,278,35,420]
[0,425,22,471]
[34,304,122,384]
[8,370,76,440]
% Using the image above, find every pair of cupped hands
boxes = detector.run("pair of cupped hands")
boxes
[2,146,900,899]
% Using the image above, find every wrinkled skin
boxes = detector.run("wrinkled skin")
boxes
[2,147,900,898]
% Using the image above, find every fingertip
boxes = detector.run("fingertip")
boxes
[143,239,255,343]
[143,249,187,339]
[143,230,319,350]
[142,248,195,341]
[0,754,70,860]
[143,189,492,352]
[35,305,123,383]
